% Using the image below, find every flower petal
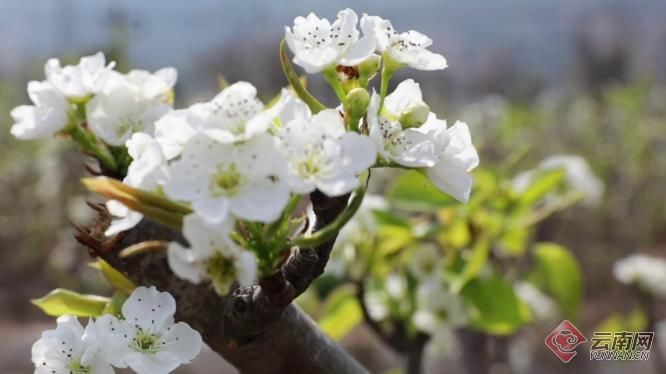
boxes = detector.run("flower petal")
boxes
[122,286,176,333]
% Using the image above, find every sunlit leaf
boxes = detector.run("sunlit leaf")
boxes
[32,289,110,317]
[531,243,583,321]
[318,285,363,341]
[451,236,489,293]
[462,275,532,335]
[387,170,456,211]
[516,168,565,207]
[102,291,129,317]
[97,259,136,294]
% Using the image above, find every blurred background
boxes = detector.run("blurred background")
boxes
[2,0,666,373]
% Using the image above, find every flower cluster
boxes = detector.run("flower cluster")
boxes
[32,287,202,374]
[11,9,478,295]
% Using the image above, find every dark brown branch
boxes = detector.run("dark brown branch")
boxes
[75,190,367,374]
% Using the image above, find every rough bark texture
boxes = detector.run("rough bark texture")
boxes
[76,193,368,374]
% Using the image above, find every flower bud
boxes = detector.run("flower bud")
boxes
[345,88,370,119]
[399,101,430,128]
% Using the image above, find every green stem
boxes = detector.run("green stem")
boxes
[378,64,395,113]
[323,67,347,105]
[265,194,302,238]
[279,39,326,113]
[70,125,119,173]
[291,182,367,248]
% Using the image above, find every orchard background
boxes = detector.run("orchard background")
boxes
[2,1,666,373]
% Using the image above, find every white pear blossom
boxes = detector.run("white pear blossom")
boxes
[285,8,375,73]
[119,68,177,100]
[419,120,479,202]
[413,280,467,333]
[93,286,202,374]
[186,81,275,143]
[86,78,172,146]
[155,82,284,157]
[613,254,666,298]
[277,109,376,196]
[45,52,114,98]
[168,214,257,294]
[408,244,444,281]
[32,315,113,374]
[105,133,169,236]
[367,79,439,167]
[164,133,289,224]
[361,14,447,71]
[10,81,69,140]
[513,155,604,207]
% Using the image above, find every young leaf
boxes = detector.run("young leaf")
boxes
[531,243,583,321]
[516,168,565,207]
[97,259,136,294]
[461,275,532,335]
[32,289,110,317]
[387,170,456,211]
[451,236,490,293]
[318,285,363,341]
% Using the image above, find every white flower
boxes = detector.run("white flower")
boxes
[420,120,479,202]
[105,133,169,236]
[413,280,467,333]
[32,315,113,374]
[154,82,285,157]
[541,155,604,207]
[277,109,376,196]
[285,8,375,73]
[10,81,69,140]
[163,133,290,224]
[45,52,114,98]
[514,281,559,321]
[93,286,202,374]
[168,214,257,294]
[613,254,666,298]
[408,244,443,281]
[119,68,177,100]
[86,79,172,146]
[367,79,439,167]
[360,14,447,71]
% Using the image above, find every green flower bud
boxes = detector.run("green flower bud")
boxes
[344,88,370,132]
[345,88,370,118]
[399,102,430,128]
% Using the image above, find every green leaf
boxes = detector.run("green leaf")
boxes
[516,168,565,207]
[102,291,129,317]
[451,236,489,293]
[32,289,110,317]
[387,170,456,211]
[377,225,415,255]
[532,243,583,320]
[462,275,532,335]
[96,259,136,294]
[498,225,530,256]
[318,285,363,341]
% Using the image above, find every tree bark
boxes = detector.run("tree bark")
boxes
[76,193,368,374]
